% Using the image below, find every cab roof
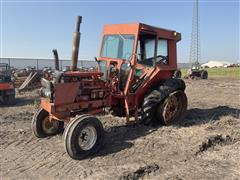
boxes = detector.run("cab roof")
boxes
[102,23,181,41]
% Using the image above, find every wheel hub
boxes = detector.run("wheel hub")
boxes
[163,95,179,121]
[78,126,97,151]
[42,117,59,135]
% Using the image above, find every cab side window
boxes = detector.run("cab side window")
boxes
[137,33,157,67]
[156,39,168,64]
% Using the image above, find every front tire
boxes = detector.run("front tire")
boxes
[32,108,64,138]
[63,115,104,160]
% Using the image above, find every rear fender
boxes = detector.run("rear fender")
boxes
[146,78,186,106]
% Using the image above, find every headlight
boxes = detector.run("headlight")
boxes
[40,88,53,102]
[40,78,54,102]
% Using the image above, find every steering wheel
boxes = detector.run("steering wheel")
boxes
[156,55,168,64]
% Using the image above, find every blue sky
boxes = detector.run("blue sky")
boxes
[0,0,239,63]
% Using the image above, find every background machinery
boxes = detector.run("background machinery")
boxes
[187,0,208,79]
[0,63,15,105]
[32,16,188,159]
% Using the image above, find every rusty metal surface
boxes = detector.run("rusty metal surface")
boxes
[52,49,60,70]
[54,82,80,106]
[39,16,184,124]
[71,16,82,71]
[0,83,14,90]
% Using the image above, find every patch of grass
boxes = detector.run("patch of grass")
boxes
[180,69,188,77]
[180,67,240,79]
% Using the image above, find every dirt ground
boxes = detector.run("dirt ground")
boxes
[0,78,240,180]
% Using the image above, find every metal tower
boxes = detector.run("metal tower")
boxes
[189,0,201,65]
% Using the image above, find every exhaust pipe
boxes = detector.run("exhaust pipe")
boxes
[52,49,59,71]
[70,16,82,71]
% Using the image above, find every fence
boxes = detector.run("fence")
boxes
[0,58,190,70]
[0,58,97,70]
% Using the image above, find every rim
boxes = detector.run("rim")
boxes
[162,93,181,122]
[42,117,59,135]
[78,126,97,151]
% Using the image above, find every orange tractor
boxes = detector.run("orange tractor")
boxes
[32,16,187,159]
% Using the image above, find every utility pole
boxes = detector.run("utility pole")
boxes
[189,0,201,66]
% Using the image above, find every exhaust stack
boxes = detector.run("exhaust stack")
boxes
[70,16,82,71]
[52,49,60,71]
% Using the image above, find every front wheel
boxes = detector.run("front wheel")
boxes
[157,90,187,125]
[63,115,104,160]
[32,108,64,138]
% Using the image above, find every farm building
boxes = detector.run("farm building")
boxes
[201,61,234,68]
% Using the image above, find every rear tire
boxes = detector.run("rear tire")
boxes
[32,108,64,138]
[63,115,104,160]
[157,90,187,125]
[201,70,208,79]
[141,79,187,126]
[141,90,161,125]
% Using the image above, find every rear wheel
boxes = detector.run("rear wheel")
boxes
[141,79,187,126]
[63,115,104,160]
[141,90,161,125]
[157,90,187,125]
[32,108,64,138]
[201,70,208,79]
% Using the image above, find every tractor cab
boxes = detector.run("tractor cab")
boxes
[97,23,181,94]
[0,75,12,83]
[0,63,10,73]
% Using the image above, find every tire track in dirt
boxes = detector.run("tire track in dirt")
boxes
[1,79,240,179]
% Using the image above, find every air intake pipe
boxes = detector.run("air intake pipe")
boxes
[70,16,82,71]
[52,49,59,71]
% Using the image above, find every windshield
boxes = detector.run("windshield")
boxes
[101,35,135,60]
